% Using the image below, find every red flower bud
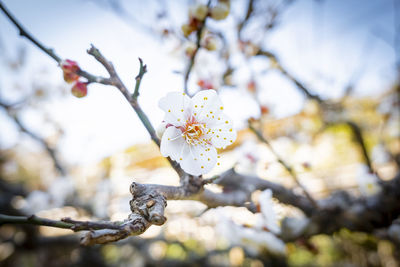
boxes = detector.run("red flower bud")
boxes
[197,79,214,90]
[61,59,80,83]
[71,81,87,98]
[247,80,256,93]
[260,105,269,115]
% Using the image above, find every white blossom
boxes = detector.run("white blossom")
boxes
[240,227,286,255]
[217,217,286,255]
[256,189,281,234]
[281,217,309,238]
[235,140,259,175]
[371,143,390,165]
[356,164,382,197]
[22,177,75,214]
[23,190,51,214]
[158,90,237,175]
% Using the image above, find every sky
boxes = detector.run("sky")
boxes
[0,0,398,165]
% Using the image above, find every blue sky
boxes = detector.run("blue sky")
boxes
[0,0,397,164]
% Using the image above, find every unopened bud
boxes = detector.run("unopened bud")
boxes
[61,59,80,83]
[197,79,214,90]
[156,121,168,139]
[260,105,269,115]
[247,80,256,93]
[182,23,194,37]
[191,4,208,21]
[203,35,218,51]
[185,42,197,58]
[71,81,87,98]
[210,3,230,20]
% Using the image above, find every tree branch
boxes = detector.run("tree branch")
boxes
[345,120,374,175]
[183,1,211,96]
[237,0,254,39]
[132,58,147,99]
[214,168,315,216]
[85,45,184,177]
[282,171,400,241]
[248,123,318,208]
[0,101,66,176]
[0,3,185,177]
[257,49,323,103]
[0,2,61,63]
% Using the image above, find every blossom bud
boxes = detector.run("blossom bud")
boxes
[156,121,168,139]
[203,35,218,51]
[210,2,230,20]
[61,59,80,83]
[71,81,87,98]
[260,105,269,115]
[191,4,208,21]
[181,23,194,37]
[185,42,197,58]
[197,79,214,90]
[302,162,311,170]
[247,80,256,93]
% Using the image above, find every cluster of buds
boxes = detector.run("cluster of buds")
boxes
[61,59,80,83]
[60,59,87,98]
[181,1,230,37]
[181,3,208,37]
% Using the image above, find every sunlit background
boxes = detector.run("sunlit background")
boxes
[0,0,399,266]
[0,0,397,163]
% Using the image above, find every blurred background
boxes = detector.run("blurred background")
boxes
[0,0,399,266]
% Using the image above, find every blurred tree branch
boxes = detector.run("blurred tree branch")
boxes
[2,169,399,245]
[0,100,66,175]
[183,1,211,96]
[248,122,318,208]
[0,2,186,177]
[256,48,379,176]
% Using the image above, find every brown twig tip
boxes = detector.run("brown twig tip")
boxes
[133,58,147,99]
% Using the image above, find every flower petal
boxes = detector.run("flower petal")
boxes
[158,92,191,126]
[191,90,224,123]
[259,189,281,234]
[180,144,217,175]
[204,113,236,149]
[160,126,185,161]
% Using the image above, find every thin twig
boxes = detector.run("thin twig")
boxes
[85,45,184,177]
[256,48,377,179]
[132,58,147,99]
[0,2,61,63]
[0,3,185,177]
[0,101,66,175]
[257,49,323,103]
[183,1,211,96]
[248,123,318,208]
[344,121,376,176]
[0,214,122,231]
[237,0,254,39]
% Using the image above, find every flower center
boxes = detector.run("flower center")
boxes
[182,117,207,145]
